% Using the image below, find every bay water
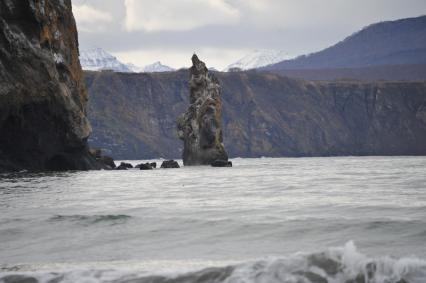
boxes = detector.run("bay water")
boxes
[1,157,425,282]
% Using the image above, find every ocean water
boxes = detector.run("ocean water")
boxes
[0,157,425,283]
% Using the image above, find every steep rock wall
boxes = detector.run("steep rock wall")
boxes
[0,0,100,171]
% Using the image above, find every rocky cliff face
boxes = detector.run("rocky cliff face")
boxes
[85,70,426,159]
[177,55,228,165]
[0,0,101,171]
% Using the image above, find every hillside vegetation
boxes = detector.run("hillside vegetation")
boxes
[86,70,426,159]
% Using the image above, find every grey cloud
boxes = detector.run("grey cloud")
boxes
[72,0,426,63]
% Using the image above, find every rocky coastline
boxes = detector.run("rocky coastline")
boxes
[1,1,425,171]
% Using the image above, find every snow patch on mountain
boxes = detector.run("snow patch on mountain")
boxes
[79,48,132,72]
[224,49,292,71]
[125,63,143,73]
[141,61,175,73]
[80,48,175,73]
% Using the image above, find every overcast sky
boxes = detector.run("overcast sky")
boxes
[72,0,426,70]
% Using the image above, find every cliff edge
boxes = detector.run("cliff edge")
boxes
[0,0,102,171]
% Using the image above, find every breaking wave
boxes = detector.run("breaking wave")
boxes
[1,242,425,283]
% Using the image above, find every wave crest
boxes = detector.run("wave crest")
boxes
[227,241,426,283]
[1,242,425,283]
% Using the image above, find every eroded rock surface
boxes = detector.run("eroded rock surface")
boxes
[177,55,228,165]
[0,0,104,171]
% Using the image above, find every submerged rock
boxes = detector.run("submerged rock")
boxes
[211,160,232,167]
[136,162,156,169]
[160,160,180,168]
[116,162,133,170]
[115,164,128,170]
[177,54,228,165]
[136,163,153,170]
[89,148,116,169]
[98,156,116,169]
[0,0,105,172]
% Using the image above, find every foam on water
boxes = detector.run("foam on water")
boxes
[1,242,426,283]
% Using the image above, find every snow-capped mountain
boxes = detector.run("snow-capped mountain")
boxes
[79,48,132,72]
[141,61,175,73]
[79,48,175,73]
[126,63,143,73]
[224,50,292,71]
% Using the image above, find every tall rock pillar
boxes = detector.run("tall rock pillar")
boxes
[177,54,228,165]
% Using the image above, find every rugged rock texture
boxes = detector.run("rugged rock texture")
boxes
[177,55,228,165]
[0,0,102,172]
[85,70,426,159]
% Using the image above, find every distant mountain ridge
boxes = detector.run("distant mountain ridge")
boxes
[80,48,132,72]
[224,49,291,71]
[263,15,426,71]
[140,61,175,73]
[80,48,174,73]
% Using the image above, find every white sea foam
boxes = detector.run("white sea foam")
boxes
[227,242,426,283]
[1,242,426,283]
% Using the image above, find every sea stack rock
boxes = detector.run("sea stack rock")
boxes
[177,54,228,165]
[0,0,105,171]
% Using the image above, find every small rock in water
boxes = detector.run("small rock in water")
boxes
[116,162,133,170]
[98,156,116,169]
[136,163,153,170]
[211,160,232,167]
[115,164,127,170]
[161,160,180,168]
[150,162,157,168]
[89,148,116,169]
[121,162,133,168]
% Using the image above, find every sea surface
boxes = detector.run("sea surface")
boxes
[0,157,425,283]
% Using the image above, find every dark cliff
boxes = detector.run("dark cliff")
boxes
[85,70,426,159]
[0,0,101,171]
